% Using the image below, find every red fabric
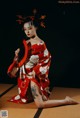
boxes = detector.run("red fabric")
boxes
[7,61,17,74]
[18,77,30,97]
[7,40,28,76]
[18,40,28,67]
[8,40,51,104]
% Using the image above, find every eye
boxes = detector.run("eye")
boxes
[28,27,32,30]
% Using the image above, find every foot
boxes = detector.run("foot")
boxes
[65,96,79,105]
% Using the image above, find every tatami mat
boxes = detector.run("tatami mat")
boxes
[0,84,80,118]
[0,85,38,118]
[40,87,80,118]
[0,84,13,94]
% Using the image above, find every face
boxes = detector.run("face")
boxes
[23,22,37,38]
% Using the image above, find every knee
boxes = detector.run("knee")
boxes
[35,101,44,108]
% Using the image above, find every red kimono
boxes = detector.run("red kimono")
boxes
[8,40,51,104]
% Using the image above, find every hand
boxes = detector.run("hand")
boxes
[15,48,20,56]
[9,67,19,78]
[14,48,20,62]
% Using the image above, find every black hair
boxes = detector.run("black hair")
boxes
[22,16,39,28]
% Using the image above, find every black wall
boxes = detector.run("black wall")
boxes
[0,0,80,88]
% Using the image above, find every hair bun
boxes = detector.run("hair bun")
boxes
[16,9,46,28]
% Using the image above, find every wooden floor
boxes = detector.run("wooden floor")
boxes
[0,84,80,118]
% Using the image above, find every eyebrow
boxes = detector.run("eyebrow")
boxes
[23,26,32,30]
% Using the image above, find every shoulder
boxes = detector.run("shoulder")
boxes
[25,40,31,46]
[37,37,44,44]
[26,40,30,43]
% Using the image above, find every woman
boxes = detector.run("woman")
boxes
[7,16,79,108]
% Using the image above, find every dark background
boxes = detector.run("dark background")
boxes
[0,0,80,88]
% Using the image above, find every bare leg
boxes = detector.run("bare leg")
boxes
[30,81,79,108]
[42,96,79,108]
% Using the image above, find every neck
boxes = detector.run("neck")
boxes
[31,35,36,39]
[30,35,38,40]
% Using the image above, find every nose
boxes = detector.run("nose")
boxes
[27,30,29,33]
[25,30,29,34]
